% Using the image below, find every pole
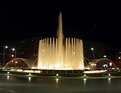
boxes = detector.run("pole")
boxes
[3,46,8,66]
[15,50,17,58]
[92,50,95,60]
[3,48,5,66]
[91,48,95,60]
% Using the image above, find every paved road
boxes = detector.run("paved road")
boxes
[0,75,121,93]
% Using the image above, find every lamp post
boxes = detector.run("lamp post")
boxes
[91,47,95,60]
[11,48,16,58]
[3,45,8,66]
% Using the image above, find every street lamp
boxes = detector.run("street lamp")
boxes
[118,56,121,59]
[3,45,8,66]
[5,46,8,49]
[12,48,15,51]
[11,54,15,58]
[91,47,95,60]
[103,55,107,58]
[11,48,16,57]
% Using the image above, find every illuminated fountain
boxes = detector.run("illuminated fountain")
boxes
[38,12,84,70]
[3,12,119,76]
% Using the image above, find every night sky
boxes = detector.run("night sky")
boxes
[0,1,121,49]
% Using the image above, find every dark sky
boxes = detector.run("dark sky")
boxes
[0,1,121,49]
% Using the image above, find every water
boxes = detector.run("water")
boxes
[0,76,121,93]
[38,12,84,70]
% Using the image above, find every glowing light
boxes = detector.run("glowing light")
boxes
[12,48,15,51]
[91,48,94,50]
[108,74,111,76]
[11,55,14,57]
[7,72,10,74]
[103,55,107,58]
[90,63,96,66]
[22,70,41,73]
[5,45,8,49]
[85,67,90,70]
[28,77,31,82]
[31,67,38,69]
[16,69,41,73]
[56,78,59,84]
[28,73,32,76]
[108,78,111,81]
[34,70,41,73]
[118,56,121,59]
[17,69,23,72]
[84,74,86,77]
[7,75,10,80]
[24,70,34,73]
[83,78,87,81]
[56,74,59,76]
[84,70,107,74]
[103,64,108,68]
[83,78,87,87]
[108,77,111,86]
[109,62,112,66]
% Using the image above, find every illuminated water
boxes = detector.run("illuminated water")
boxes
[0,76,121,93]
[38,12,84,70]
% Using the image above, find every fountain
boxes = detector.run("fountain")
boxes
[2,12,84,74]
[2,12,119,76]
[38,12,84,70]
